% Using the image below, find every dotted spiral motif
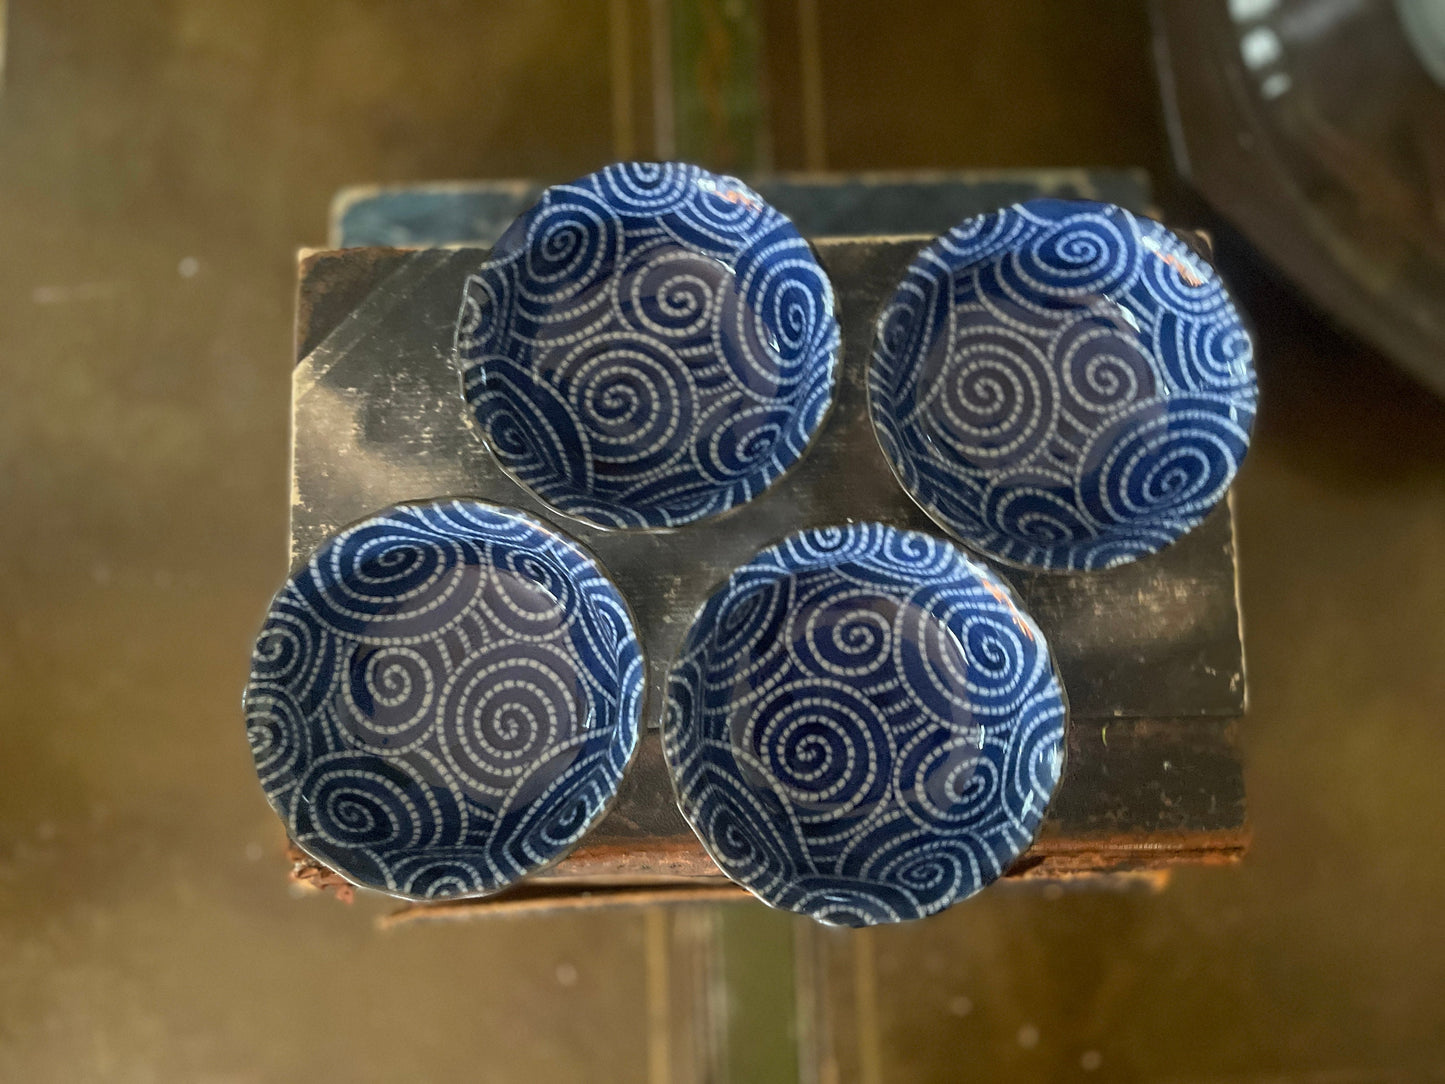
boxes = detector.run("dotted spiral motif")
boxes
[244,501,643,900]
[456,162,840,530]
[664,523,1066,926]
[869,199,1257,571]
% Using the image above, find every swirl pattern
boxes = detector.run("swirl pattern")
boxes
[870,199,1257,570]
[243,501,643,900]
[664,523,1066,926]
[456,162,839,530]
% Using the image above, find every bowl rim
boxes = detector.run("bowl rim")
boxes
[659,520,1071,926]
[450,161,843,534]
[241,496,647,903]
[863,196,1258,574]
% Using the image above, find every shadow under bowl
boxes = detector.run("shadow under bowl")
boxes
[456,161,839,531]
[663,522,1067,927]
[243,500,643,901]
[869,198,1258,572]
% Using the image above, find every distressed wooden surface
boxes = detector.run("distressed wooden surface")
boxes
[288,182,1248,912]
[292,243,1246,721]
[331,170,1155,249]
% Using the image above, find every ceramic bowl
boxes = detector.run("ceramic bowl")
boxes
[455,161,839,531]
[243,500,643,900]
[663,523,1066,926]
[869,199,1257,571]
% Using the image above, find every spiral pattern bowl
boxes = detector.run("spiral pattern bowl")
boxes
[455,162,840,531]
[663,523,1066,926]
[243,501,643,900]
[869,199,1257,571]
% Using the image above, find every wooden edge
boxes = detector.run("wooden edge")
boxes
[536,836,726,880]
[283,232,1250,924]
[294,246,419,361]
[373,866,1193,928]
[377,883,752,928]
[286,843,356,903]
[287,829,1247,922]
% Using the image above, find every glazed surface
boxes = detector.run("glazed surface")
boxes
[457,162,839,530]
[244,501,642,899]
[665,523,1066,925]
[870,199,1256,570]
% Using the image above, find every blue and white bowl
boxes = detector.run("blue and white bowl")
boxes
[243,500,643,900]
[664,523,1066,926]
[869,199,1257,571]
[455,162,839,531]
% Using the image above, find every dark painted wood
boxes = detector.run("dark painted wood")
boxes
[333,170,1156,248]
[288,174,1249,907]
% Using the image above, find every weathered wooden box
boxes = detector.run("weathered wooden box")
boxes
[285,172,1248,916]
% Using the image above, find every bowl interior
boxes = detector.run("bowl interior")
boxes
[664,523,1066,926]
[456,162,839,530]
[244,501,642,900]
[869,198,1257,571]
